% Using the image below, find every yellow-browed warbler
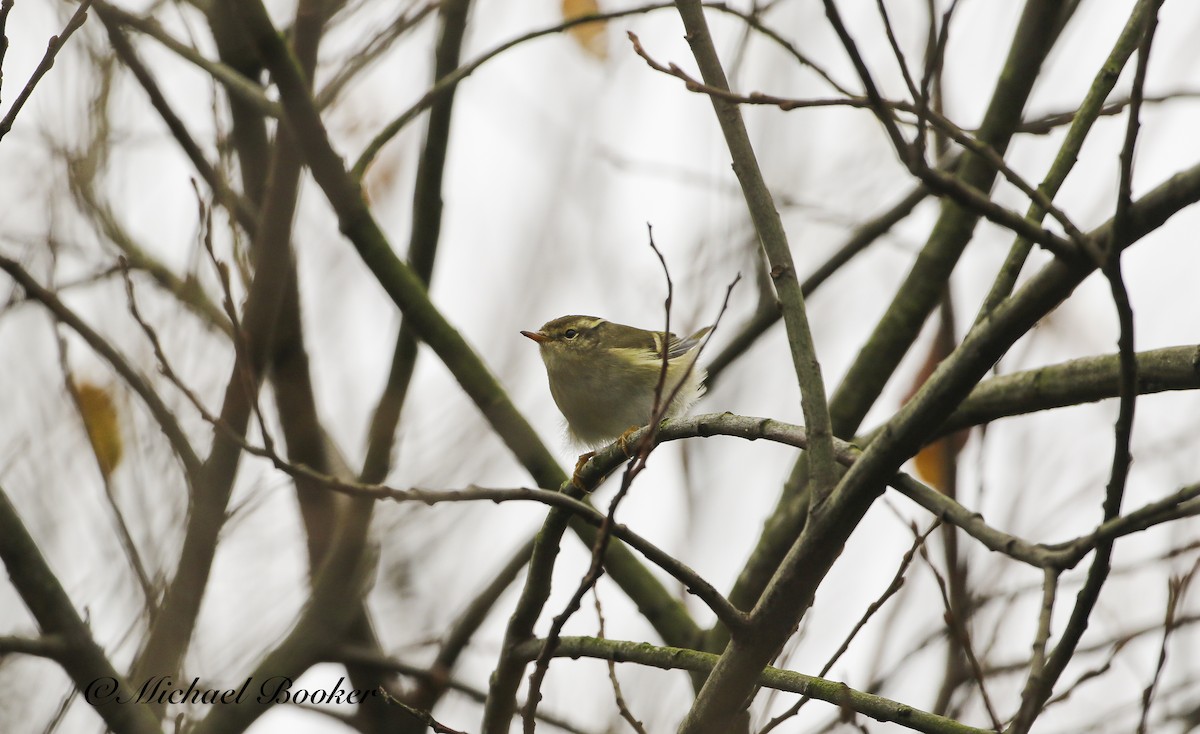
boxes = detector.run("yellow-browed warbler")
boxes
[521,315,710,448]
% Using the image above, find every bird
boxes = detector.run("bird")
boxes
[521,315,710,449]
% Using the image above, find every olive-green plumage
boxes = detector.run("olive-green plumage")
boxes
[521,315,710,447]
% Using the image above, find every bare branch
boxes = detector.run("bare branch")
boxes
[759,521,940,733]
[0,484,160,734]
[0,254,202,478]
[512,636,996,734]
[0,0,93,140]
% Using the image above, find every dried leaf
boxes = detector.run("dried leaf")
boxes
[76,381,123,479]
[903,313,967,492]
[562,0,608,60]
[914,436,963,492]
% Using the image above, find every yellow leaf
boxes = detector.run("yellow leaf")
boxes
[76,382,123,479]
[562,0,608,60]
[903,312,967,492]
[914,438,951,491]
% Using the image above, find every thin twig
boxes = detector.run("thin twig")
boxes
[378,686,469,734]
[917,540,1002,731]
[0,0,93,140]
[314,2,437,109]
[1015,7,1160,730]
[0,0,16,100]
[646,225,675,428]
[190,204,279,462]
[917,0,961,161]
[759,520,940,733]
[1136,568,1194,734]
[594,590,649,734]
[1010,568,1060,732]
[627,31,1086,261]
[875,0,920,104]
[1018,90,1200,136]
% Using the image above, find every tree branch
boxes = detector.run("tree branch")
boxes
[0,484,160,734]
[513,636,995,734]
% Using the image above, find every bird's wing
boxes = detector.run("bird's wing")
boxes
[661,326,711,359]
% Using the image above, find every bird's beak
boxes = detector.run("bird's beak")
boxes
[521,330,549,344]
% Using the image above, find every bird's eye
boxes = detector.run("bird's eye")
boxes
[564,329,578,339]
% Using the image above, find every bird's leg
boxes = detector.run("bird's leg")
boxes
[616,425,641,457]
[572,426,643,488]
[572,451,596,489]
